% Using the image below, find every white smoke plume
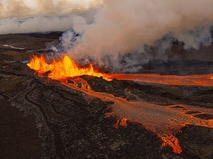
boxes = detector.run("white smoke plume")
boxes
[1,0,213,72]
[0,10,97,34]
[58,0,213,71]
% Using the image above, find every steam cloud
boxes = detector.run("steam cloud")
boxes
[1,0,213,72]
[0,0,103,33]
[62,0,213,71]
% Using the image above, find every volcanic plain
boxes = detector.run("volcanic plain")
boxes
[0,33,213,159]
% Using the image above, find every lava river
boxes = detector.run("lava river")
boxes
[62,78,213,154]
[27,54,213,154]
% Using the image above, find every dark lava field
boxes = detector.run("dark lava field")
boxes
[0,33,213,159]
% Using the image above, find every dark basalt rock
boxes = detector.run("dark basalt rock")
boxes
[0,31,213,158]
[0,61,212,158]
[9,74,164,159]
[194,114,213,120]
[0,62,211,158]
[177,125,213,159]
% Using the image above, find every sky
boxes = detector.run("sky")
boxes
[0,0,103,19]
[0,0,103,34]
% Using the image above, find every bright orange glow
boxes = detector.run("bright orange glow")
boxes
[113,120,120,129]
[27,55,213,86]
[111,118,128,129]
[27,54,213,154]
[27,54,213,86]
[104,74,213,86]
[61,79,213,154]
[120,118,128,127]
[161,134,182,154]
[27,54,110,81]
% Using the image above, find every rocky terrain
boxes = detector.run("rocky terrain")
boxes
[0,33,213,159]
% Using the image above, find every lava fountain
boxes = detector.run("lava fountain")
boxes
[27,55,213,86]
[27,54,108,81]
[27,54,213,154]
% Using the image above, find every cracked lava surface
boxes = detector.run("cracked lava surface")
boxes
[27,54,213,154]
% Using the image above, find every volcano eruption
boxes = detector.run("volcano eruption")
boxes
[1,0,213,159]
[26,51,213,155]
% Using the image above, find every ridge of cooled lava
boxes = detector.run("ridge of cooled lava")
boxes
[1,32,213,159]
[26,53,213,154]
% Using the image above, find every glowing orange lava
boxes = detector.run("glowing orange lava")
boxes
[27,54,213,154]
[104,74,213,86]
[27,54,109,80]
[62,79,213,154]
[27,54,213,86]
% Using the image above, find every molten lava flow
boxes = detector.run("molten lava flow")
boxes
[27,54,213,154]
[104,74,213,86]
[61,79,213,154]
[27,54,109,80]
[27,54,213,86]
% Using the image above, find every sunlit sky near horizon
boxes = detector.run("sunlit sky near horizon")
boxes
[1,0,101,9]
[0,0,103,19]
[2,0,37,8]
